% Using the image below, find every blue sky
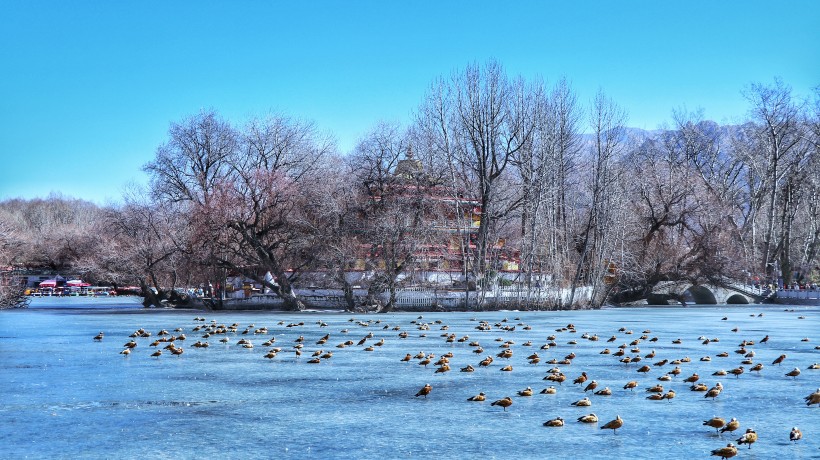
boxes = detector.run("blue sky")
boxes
[1,1,818,204]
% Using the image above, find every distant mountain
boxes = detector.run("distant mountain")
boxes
[577,121,749,153]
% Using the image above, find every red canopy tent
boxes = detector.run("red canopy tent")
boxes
[39,280,58,288]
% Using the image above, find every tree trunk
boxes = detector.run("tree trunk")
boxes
[342,282,356,312]
[139,278,163,308]
[379,282,398,313]
[0,271,28,310]
[278,285,306,311]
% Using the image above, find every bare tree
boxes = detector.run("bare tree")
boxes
[143,110,238,207]
[347,122,444,311]
[568,90,628,307]
[514,77,581,303]
[798,88,820,279]
[0,217,27,309]
[417,60,535,299]
[739,79,807,283]
[306,154,363,311]
[197,114,334,310]
[100,188,190,307]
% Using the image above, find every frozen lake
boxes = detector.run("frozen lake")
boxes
[1,301,818,459]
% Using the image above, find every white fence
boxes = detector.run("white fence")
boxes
[776,288,820,300]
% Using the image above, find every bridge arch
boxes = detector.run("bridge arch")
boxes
[649,281,760,305]
[726,294,749,304]
[682,285,717,305]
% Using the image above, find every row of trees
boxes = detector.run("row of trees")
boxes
[2,61,818,310]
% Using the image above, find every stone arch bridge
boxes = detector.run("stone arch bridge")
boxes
[647,281,766,305]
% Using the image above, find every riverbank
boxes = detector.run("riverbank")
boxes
[25,293,786,312]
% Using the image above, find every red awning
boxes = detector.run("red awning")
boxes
[39,280,57,287]
[67,280,91,287]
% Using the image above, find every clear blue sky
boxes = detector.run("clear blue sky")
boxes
[1,1,817,204]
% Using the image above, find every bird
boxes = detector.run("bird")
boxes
[541,386,557,395]
[415,384,432,398]
[583,380,598,392]
[647,384,664,393]
[577,413,598,423]
[790,427,802,442]
[663,389,676,402]
[571,397,591,407]
[683,373,700,383]
[518,387,533,397]
[467,392,486,402]
[594,387,612,396]
[785,367,800,379]
[669,366,682,376]
[705,383,723,400]
[704,417,726,432]
[543,417,564,427]
[691,383,708,391]
[600,415,623,434]
[772,354,786,365]
[151,350,162,358]
[623,381,638,391]
[119,348,131,356]
[736,428,757,449]
[93,332,104,341]
[491,396,513,411]
[805,388,820,406]
[710,443,738,459]
[720,417,740,434]
[750,363,764,372]
[461,364,475,372]
[728,366,744,378]
[573,372,588,385]
[545,373,566,384]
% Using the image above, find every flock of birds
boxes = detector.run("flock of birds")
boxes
[94,310,818,458]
